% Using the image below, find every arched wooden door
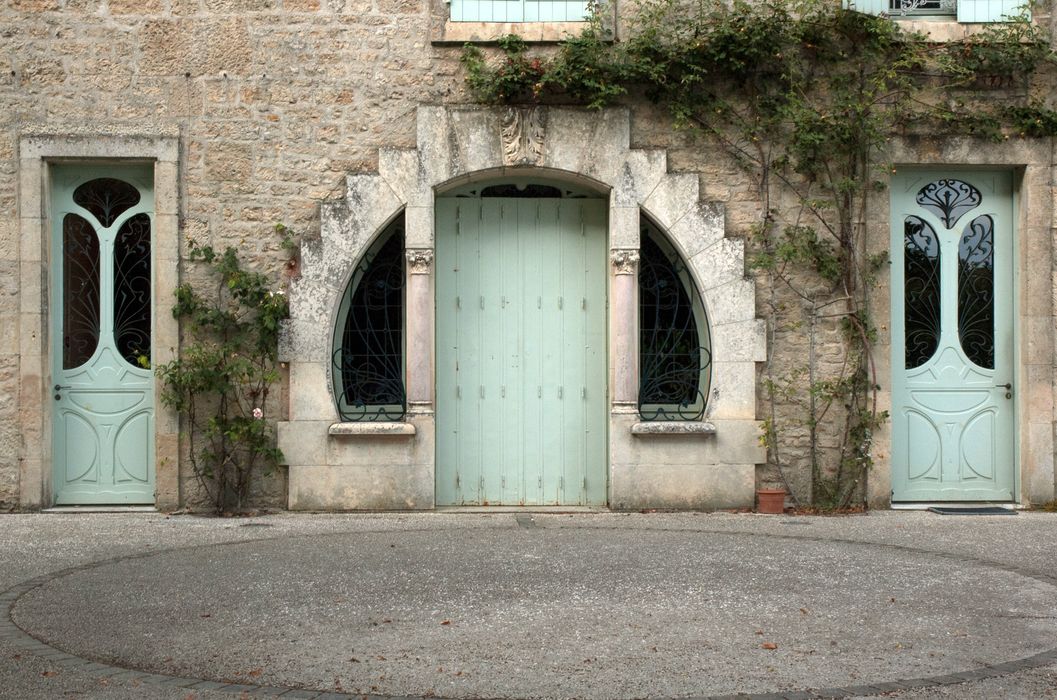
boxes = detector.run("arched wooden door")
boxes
[435,185,608,506]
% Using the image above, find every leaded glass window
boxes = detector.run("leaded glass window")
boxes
[62,214,101,369]
[904,215,941,370]
[958,214,995,369]
[638,219,712,421]
[333,218,406,422]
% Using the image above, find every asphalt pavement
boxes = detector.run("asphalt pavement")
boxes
[0,510,1055,699]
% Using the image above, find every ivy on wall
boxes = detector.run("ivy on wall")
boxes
[461,0,1057,508]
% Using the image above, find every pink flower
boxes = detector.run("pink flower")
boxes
[252,408,263,420]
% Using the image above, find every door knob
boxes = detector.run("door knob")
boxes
[995,382,1012,399]
[53,384,71,400]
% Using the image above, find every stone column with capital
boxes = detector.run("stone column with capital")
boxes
[405,249,434,412]
[611,249,640,409]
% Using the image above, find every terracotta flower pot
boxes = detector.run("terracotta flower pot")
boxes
[756,488,786,515]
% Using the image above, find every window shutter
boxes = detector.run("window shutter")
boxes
[841,0,888,16]
[524,0,588,21]
[957,0,1028,22]
[451,0,588,21]
[451,0,525,22]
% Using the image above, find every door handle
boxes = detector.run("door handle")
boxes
[995,383,1012,389]
[54,384,71,400]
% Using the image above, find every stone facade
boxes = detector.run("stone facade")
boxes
[2,1,1056,511]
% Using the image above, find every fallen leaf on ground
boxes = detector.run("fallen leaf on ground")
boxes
[440,620,451,625]
[41,671,58,677]
[761,642,778,650]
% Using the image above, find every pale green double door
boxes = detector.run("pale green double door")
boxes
[435,197,608,506]
[50,165,155,505]
[891,170,1015,501]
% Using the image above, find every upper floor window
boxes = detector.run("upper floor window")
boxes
[890,0,955,16]
[846,0,1027,22]
[450,0,589,22]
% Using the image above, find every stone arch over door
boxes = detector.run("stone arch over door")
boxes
[279,106,766,511]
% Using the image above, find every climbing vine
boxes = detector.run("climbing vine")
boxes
[157,226,294,514]
[461,0,1056,508]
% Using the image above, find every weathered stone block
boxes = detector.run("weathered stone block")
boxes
[608,206,639,250]
[289,362,338,421]
[707,361,758,420]
[642,173,700,232]
[277,420,329,466]
[689,236,744,292]
[710,319,767,364]
[670,201,726,259]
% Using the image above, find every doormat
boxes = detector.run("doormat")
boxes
[928,506,1017,516]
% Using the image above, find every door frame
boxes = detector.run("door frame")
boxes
[17,134,180,509]
[888,167,1019,503]
[49,163,157,505]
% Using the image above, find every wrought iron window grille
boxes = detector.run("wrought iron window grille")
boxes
[333,223,407,422]
[889,0,956,15]
[638,222,712,421]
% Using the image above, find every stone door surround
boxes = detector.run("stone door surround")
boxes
[17,131,181,510]
[278,106,766,510]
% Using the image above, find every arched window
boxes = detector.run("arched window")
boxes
[332,217,406,421]
[638,219,712,421]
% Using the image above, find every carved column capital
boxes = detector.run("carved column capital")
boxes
[611,249,640,275]
[406,249,434,275]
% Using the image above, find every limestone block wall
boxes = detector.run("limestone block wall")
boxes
[0,0,463,509]
[1,0,1055,509]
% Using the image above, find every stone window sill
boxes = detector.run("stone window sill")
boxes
[432,20,590,44]
[631,421,717,437]
[329,422,416,437]
[892,19,1009,41]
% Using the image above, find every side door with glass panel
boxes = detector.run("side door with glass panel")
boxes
[51,165,155,505]
[890,171,1015,502]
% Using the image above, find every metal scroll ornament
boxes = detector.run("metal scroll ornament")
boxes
[334,231,406,421]
[916,179,982,229]
[73,178,141,228]
[891,0,955,15]
[638,231,710,421]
